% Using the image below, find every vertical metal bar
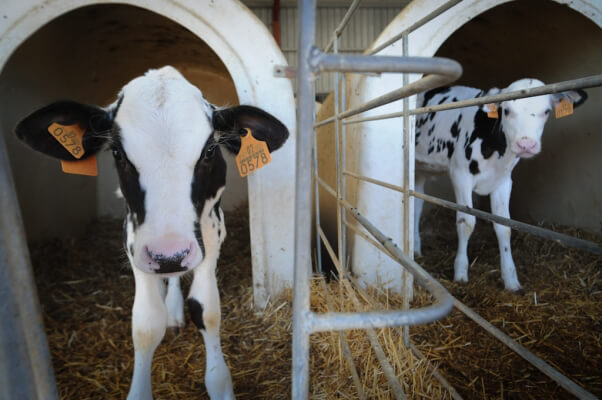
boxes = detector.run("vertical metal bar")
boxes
[0,133,59,399]
[401,32,411,347]
[333,36,345,276]
[313,89,323,274]
[324,0,362,53]
[292,0,316,397]
[340,73,348,272]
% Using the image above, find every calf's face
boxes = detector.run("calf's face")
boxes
[487,79,587,158]
[15,66,289,276]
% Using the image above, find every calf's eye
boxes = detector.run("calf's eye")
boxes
[112,148,123,162]
[504,109,510,116]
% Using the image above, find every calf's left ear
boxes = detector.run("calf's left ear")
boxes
[212,105,289,154]
[552,89,588,108]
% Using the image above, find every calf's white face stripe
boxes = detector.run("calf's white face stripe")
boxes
[113,67,220,274]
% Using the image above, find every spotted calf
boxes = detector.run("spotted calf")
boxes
[414,79,586,290]
[15,66,289,399]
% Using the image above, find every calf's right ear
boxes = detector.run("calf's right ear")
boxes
[15,101,113,161]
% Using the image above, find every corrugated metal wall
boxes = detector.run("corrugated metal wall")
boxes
[250,6,403,96]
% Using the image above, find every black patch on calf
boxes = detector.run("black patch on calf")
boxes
[194,221,206,257]
[445,141,454,158]
[468,109,507,159]
[112,127,146,227]
[427,125,435,136]
[450,113,463,139]
[191,138,226,252]
[465,145,473,160]
[438,96,449,105]
[122,219,130,255]
[428,112,436,121]
[187,298,205,330]
[422,87,450,107]
[469,160,480,175]
[213,199,222,222]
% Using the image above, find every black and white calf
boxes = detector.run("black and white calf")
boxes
[414,79,587,291]
[15,66,289,399]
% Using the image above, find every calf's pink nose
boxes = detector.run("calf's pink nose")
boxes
[143,236,196,273]
[516,138,537,151]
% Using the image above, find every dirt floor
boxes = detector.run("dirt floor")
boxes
[30,206,601,399]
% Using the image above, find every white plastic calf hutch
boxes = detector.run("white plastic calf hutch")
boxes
[317,0,602,293]
[0,0,296,309]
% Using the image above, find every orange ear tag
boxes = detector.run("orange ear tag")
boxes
[60,156,98,176]
[555,98,573,119]
[235,128,272,177]
[47,122,98,176]
[486,104,499,119]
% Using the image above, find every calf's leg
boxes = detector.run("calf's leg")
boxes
[413,174,426,256]
[490,178,520,291]
[128,269,167,400]
[165,276,185,327]
[188,263,234,399]
[451,174,475,283]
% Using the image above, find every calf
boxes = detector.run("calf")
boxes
[414,79,586,291]
[15,66,289,399]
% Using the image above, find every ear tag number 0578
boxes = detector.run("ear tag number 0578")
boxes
[47,122,98,176]
[235,128,272,177]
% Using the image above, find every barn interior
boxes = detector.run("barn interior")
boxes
[0,4,242,242]
[0,0,600,398]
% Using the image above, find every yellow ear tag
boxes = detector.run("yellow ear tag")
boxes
[486,104,499,119]
[47,122,98,176]
[235,128,272,177]
[555,98,573,119]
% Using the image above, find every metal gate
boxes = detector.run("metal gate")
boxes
[290,0,602,398]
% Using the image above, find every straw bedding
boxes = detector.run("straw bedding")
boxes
[30,206,600,399]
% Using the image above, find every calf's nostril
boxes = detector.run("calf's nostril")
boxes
[148,248,190,263]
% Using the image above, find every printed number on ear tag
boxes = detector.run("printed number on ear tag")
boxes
[47,122,86,159]
[48,122,98,176]
[555,99,573,119]
[235,128,272,177]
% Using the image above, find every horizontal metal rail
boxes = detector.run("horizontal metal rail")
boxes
[343,170,602,255]
[323,0,362,54]
[368,0,463,56]
[345,273,464,400]
[345,74,602,125]
[454,299,597,400]
[311,179,454,332]
[312,52,462,128]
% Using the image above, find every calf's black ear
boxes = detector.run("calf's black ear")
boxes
[212,105,289,154]
[15,101,113,161]
[552,89,588,109]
